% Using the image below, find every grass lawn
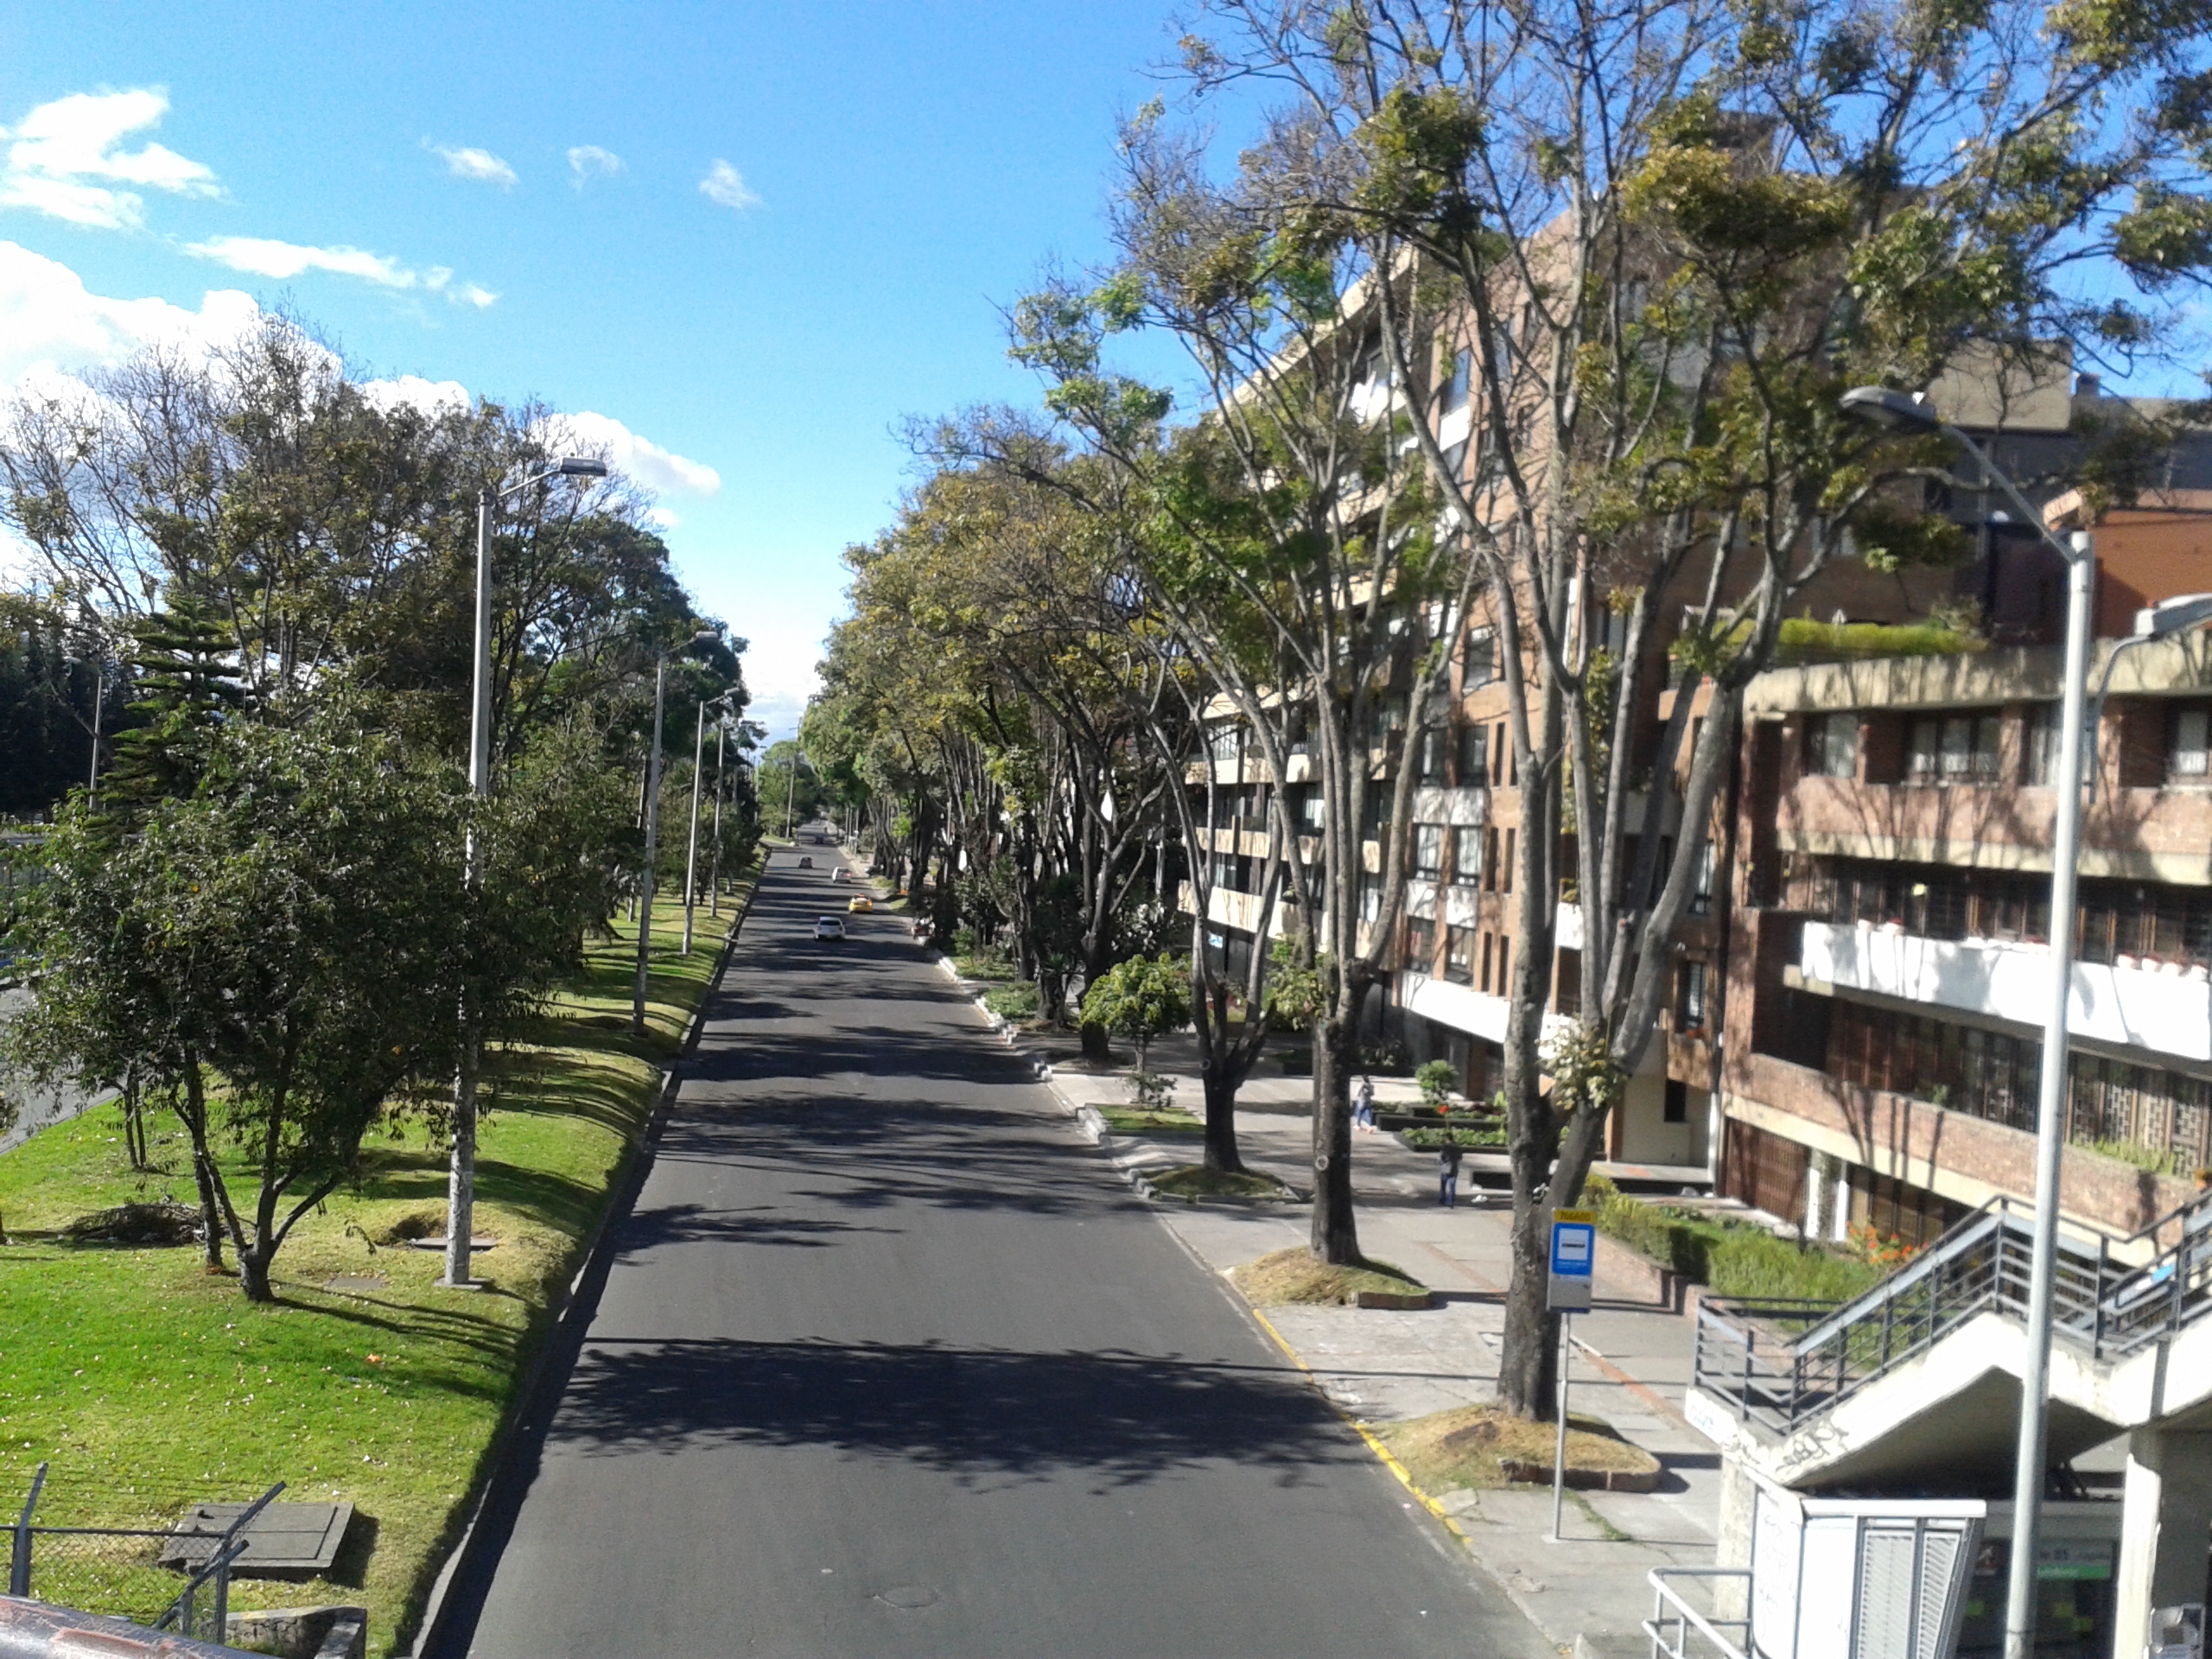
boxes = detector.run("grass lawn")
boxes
[1229,1244,1424,1302]
[1100,1108,1205,1137]
[1381,1403,1660,1494]
[0,874,754,1656]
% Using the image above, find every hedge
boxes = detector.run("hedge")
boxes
[1586,1179,1885,1303]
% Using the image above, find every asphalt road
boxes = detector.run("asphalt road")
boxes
[443,852,1548,1659]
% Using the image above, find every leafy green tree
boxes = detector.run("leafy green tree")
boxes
[1081,953,1193,1075]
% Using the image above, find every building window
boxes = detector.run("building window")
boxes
[1479,932,1494,993]
[1458,723,1488,785]
[2171,703,2212,779]
[1451,826,1482,887]
[1677,961,1709,1030]
[1206,721,1240,765]
[1297,785,1324,830]
[1447,927,1474,984]
[1405,916,1434,971]
[2027,704,2063,785]
[1463,626,1497,690]
[1907,714,2000,783]
[1663,1078,1688,1123]
[1501,828,1516,893]
[1418,728,1446,784]
[1414,823,1445,877]
[1807,712,1858,779]
[1359,874,1382,922]
[1555,947,1581,1015]
[1440,348,1471,415]
[1690,842,1715,917]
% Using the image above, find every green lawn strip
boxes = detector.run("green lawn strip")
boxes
[1100,1108,1205,1137]
[0,871,755,1656]
[1229,1244,1424,1301]
[1585,1176,1883,1303]
[981,982,1040,1022]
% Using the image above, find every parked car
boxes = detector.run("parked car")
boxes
[814,916,845,940]
[847,896,873,912]
[831,868,849,883]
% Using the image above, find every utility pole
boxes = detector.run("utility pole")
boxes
[709,717,727,917]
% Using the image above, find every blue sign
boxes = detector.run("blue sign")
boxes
[1548,1209,1594,1312]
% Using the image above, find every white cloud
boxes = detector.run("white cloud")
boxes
[547,409,721,498]
[359,374,471,416]
[567,145,621,188]
[698,160,760,212]
[0,238,258,389]
[0,89,219,231]
[646,506,681,530]
[432,144,517,188]
[452,282,499,309]
[184,233,465,296]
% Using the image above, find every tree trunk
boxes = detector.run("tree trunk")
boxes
[1498,1183,1557,1418]
[179,1059,225,1272]
[1200,1065,1246,1174]
[1308,1014,1361,1263]
[237,1246,274,1303]
[1080,1020,1112,1063]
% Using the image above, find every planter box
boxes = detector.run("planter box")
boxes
[1498,1457,1662,1493]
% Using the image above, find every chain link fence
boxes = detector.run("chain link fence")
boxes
[10,1463,283,1641]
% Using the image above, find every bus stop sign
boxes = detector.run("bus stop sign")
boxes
[1548,1208,1595,1312]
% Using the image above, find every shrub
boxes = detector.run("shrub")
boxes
[1415,1059,1459,1106]
[1587,1179,1886,1303]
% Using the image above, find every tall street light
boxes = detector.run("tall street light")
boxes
[633,627,722,1037]
[683,690,738,953]
[1840,387,2092,1659]
[443,454,608,1292]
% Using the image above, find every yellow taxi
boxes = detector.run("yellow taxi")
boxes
[847,895,874,913]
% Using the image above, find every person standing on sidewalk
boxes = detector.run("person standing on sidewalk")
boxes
[1354,1075,1376,1134]
[1438,1141,1464,1207]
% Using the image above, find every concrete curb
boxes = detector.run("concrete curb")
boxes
[1047,1077,1306,1209]
[402,880,760,1659]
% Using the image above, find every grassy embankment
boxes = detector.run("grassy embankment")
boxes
[0,874,753,1656]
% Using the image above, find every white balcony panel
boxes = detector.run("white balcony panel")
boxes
[1438,404,1473,451]
[1401,971,1576,1049]
[1556,902,1584,950]
[1800,920,2212,1065]
[1407,878,1439,921]
[1412,785,1489,825]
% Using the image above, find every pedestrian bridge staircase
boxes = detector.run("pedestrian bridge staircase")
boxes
[1689,1190,2212,1488]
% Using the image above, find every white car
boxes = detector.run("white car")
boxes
[814,916,846,941]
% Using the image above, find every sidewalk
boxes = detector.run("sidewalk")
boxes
[1037,1050,1719,1659]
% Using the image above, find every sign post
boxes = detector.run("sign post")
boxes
[1548,1208,1595,1541]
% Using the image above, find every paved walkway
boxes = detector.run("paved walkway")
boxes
[989,1008,1722,1659]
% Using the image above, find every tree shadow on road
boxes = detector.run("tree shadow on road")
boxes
[548,1333,1368,1492]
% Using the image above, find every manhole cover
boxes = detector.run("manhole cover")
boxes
[874,1586,939,1610]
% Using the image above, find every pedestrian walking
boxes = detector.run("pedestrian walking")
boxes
[1354,1074,1376,1134]
[1439,1141,1464,1208]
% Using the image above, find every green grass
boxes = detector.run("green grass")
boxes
[1586,1178,1884,1302]
[951,953,1015,982]
[981,982,1041,1023]
[1100,1108,1205,1137]
[0,872,755,1655]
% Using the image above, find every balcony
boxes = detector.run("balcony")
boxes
[1798,919,2212,1065]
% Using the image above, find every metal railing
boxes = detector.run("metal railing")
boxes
[1695,1187,2212,1438]
[1646,1567,1751,1659]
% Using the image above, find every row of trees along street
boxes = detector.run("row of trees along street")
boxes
[0,312,765,1300]
[811,0,2212,1416]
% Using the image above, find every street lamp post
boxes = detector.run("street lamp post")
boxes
[1840,388,2093,1659]
[442,454,608,1292]
[709,718,728,918]
[632,629,721,1037]
[683,692,736,953]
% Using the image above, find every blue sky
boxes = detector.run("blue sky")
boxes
[0,2,1197,740]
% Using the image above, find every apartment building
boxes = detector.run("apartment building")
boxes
[1721,504,2212,1250]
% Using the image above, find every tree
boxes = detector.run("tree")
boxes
[1176,0,2212,1414]
[1008,119,1470,1265]
[757,741,822,836]
[1081,953,1195,1078]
